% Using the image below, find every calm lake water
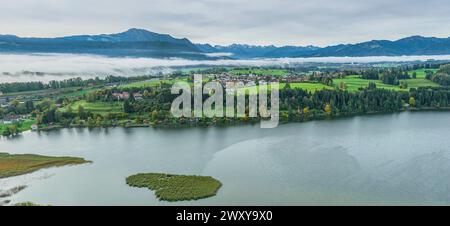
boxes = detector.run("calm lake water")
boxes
[1,111,450,206]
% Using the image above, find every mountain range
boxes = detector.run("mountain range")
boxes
[1,28,450,59]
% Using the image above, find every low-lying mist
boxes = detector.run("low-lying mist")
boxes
[1,53,450,83]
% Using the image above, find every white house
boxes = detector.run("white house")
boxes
[31,124,39,131]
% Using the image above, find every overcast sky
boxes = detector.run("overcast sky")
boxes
[1,0,450,47]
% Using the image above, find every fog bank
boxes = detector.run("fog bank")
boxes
[1,53,450,83]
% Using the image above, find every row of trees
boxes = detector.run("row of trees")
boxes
[0,75,154,93]
[426,65,450,86]
[360,68,413,85]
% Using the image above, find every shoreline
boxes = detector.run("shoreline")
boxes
[15,107,450,134]
[2,107,449,136]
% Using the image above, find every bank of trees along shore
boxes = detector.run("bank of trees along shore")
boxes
[1,64,450,134]
[25,83,450,129]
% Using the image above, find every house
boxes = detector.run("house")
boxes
[1,120,12,125]
[133,93,143,101]
[1,115,21,124]
[0,97,7,106]
[112,92,122,100]
[112,92,130,100]
[31,124,39,131]
[122,92,130,100]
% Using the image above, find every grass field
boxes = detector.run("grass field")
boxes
[408,68,439,79]
[237,82,333,95]
[126,173,222,202]
[60,100,123,115]
[333,75,440,92]
[281,83,334,92]
[0,152,90,179]
[119,79,162,88]
[56,87,99,98]
[0,119,36,135]
[119,78,188,89]
[229,68,290,77]
[4,86,98,99]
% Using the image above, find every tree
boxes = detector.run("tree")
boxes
[67,105,73,114]
[36,112,43,125]
[303,107,310,115]
[409,97,416,107]
[135,116,142,124]
[78,105,85,118]
[143,90,150,98]
[123,100,133,113]
[339,82,347,90]
[368,82,377,90]
[2,126,11,136]
[87,117,95,127]
[43,107,57,123]
[400,81,408,89]
[25,100,34,112]
[412,71,417,79]
[95,116,102,127]
[150,110,158,122]
[9,125,18,135]
[284,82,291,89]
[10,99,20,108]
[425,70,434,80]
[324,104,332,116]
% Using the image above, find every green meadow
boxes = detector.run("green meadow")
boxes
[333,75,440,92]
[281,82,334,92]
[0,119,36,135]
[408,68,439,79]
[119,78,188,89]
[60,100,123,115]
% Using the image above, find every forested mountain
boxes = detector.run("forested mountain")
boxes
[0,28,209,59]
[199,36,450,58]
[1,28,450,59]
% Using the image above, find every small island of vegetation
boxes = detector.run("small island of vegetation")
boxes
[0,152,91,179]
[126,173,222,202]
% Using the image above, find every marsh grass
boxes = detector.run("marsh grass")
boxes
[0,152,91,179]
[14,202,48,206]
[126,173,222,202]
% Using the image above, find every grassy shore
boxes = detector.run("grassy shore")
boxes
[14,202,47,206]
[0,120,36,135]
[0,153,91,179]
[126,173,222,202]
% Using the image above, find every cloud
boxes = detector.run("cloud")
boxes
[0,0,449,46]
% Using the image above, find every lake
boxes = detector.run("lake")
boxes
[1,111,450,206]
